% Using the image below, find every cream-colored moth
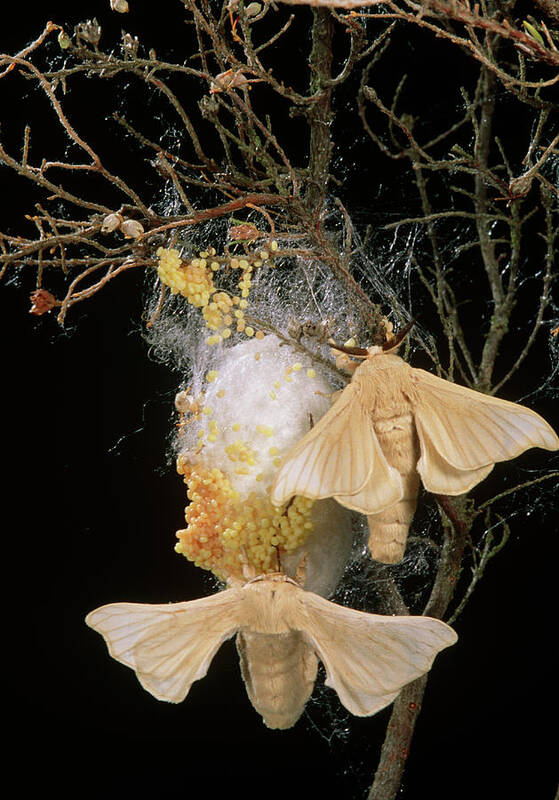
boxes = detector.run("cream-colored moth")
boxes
[271,333,559,564]
[86,572,457,729]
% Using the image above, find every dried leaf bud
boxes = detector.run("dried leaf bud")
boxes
[228,223,261,241]
[175,391,199,413]
[29,289,57,316]
[245,2,262,16]
[110,0,129,12]
[122,32,139,57]
[175,392,189,413]
[76,19,102,45]
[101,213,122,233]
[121,219,144,238]
[57,31,71,49]
[210,70,250,94]
[508,173,533,198]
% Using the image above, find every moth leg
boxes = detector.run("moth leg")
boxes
[329,389,343,403]
[238,545,259,581]
[294,553,308,587]
[226,576,245,589]
[272,543,282,572]
[313,389,341,402]
[335,354,360,375]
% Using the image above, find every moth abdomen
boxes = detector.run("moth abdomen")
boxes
[366,494,418,564]
[236,629,318,730]
[370,413,420,563]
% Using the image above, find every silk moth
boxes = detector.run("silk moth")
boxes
[270,339,559,564]
[86,572,457,729]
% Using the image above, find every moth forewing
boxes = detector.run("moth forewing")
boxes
[270,385,382,506]
[415,419,495,495]
[85,588,245,703]
[411,368,559,485]
[296,591,458,717]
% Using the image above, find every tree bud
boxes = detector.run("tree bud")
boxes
[121,219,144,238]
[110,0,129,12]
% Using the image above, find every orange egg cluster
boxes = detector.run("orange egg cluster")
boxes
[175,455,315,581]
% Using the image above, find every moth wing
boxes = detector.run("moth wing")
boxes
[417,422,495,495]
[85,588,245,703]
[412,368,559,494]
[293,590,457,717]
[333,461,403,514]
[271,384,402,512]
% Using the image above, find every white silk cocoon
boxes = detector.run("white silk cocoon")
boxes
[178,334,353,596]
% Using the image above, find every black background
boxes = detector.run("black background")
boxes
[2,3,558,798]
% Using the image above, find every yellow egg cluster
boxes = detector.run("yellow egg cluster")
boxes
[156,243,279,345]
[238,263,253,299]
[156,247,214,307]
[225,439,258,474]
[202,291,233,332]
[175,456,315,581]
